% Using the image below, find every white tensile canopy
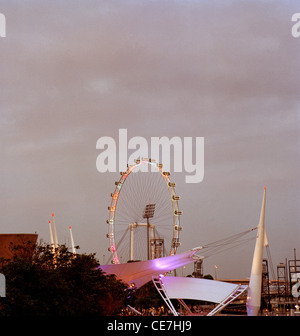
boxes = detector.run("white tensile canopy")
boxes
[152,275,248,316]
[99,247,202,288]
[100,247,248,315]
[160,276,239,303]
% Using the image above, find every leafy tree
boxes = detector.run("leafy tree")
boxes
[203,274,214,280]
[0,242,127,316]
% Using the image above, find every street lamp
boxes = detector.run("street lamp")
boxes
[214,265,218,280]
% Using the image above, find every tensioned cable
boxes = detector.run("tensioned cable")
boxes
[200,227,257,259]
[202,227,257,248]
[200,227,276,280]
[202,236,256,259]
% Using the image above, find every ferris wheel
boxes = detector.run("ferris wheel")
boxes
[106,158,183,264]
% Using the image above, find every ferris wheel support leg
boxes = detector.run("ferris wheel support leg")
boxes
[130,224,134,261]
[150,225,155,259]
[147,218,150,260]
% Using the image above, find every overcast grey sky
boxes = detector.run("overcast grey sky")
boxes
[1,0,299,278]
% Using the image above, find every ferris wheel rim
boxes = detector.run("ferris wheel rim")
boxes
[106,158,182,264]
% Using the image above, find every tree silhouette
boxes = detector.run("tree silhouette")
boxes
[0,242,127,316]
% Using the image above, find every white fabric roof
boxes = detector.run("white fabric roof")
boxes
[99,248,202,288]
[161,276,239,303]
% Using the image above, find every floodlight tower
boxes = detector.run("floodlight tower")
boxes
[143,203,156,260]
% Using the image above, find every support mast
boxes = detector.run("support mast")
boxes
[246,187,268,316]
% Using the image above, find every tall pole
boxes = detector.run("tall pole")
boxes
[51,213,59,248]
[150,224,155,259]
[214,265,218,280]
[50,213,59,269]
[294,248,297,273]
[147,217,150,260]
[143,203,155,261]
[130,223,134,261]
[69,226,76,254]
[247,187,267,316]
[48,220,55,253]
